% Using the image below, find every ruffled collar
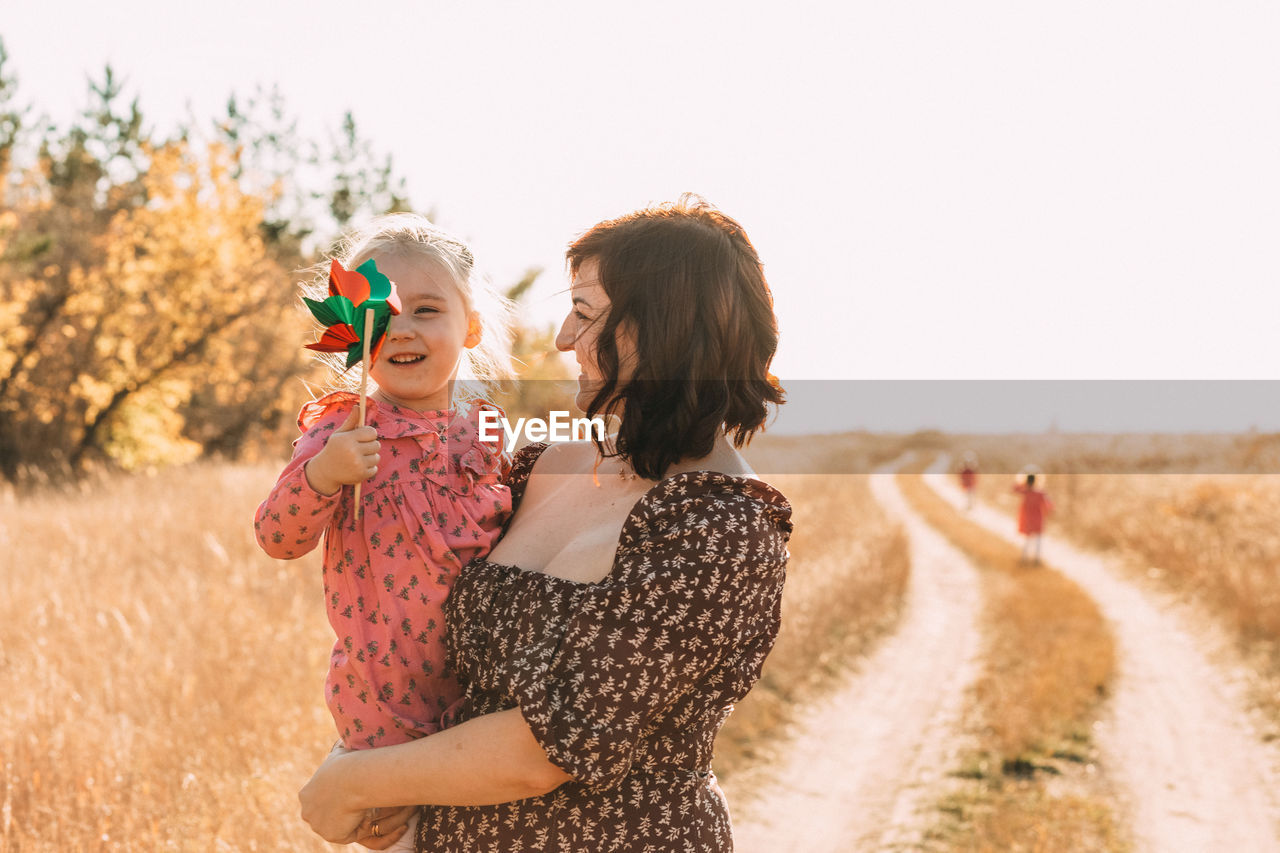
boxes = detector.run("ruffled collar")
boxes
[299,391,461,440]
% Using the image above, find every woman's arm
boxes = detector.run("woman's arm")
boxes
[299,708,571,844]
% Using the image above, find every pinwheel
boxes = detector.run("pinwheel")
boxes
[304,258,402,367]
[304,258,402,517]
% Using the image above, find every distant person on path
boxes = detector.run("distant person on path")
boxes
[958,451,979,510]
[297,196,792,852]
[255,214,514,852]
[1014,470,1053,565]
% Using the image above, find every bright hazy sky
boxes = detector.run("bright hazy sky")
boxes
[5,2,1279,416]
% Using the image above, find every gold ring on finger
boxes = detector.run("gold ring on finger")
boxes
[372,821,383,838]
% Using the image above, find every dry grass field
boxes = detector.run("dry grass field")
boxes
[896,464,1124,852]
[955,433,1280,720]
[10,431,1272,850]
[1054,475,1280,655]
[0,432,910,851]
[1,463,337,851]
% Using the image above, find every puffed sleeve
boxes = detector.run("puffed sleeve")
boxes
[503,477,791,788]
[253,394,355,559]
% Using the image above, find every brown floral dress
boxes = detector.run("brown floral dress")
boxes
[416,443,792,852]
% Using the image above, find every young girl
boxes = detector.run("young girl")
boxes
[254,214,513,851]
[958,451,979,511]
[1013,469,1053,565]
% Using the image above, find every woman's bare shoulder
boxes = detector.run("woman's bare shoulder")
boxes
[525,439,597,477]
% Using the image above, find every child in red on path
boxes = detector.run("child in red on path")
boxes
[958,451,979,510]
[1013,471,1053,565]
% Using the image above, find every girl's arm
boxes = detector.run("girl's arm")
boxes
[299,708,571,844]
[254,405,378,559]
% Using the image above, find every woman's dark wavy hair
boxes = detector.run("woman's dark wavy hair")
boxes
[566,194,784,480]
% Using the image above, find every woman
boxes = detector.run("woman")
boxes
[299,195,792,852]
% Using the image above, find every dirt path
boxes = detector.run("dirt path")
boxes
[923,465,1280,852]
[731,461,983,852]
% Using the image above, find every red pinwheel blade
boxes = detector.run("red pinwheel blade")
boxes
[305,323,360,353]
[328,259,372,307]
[369,335,388,365]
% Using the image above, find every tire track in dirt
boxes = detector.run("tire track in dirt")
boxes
[923,465,1280,852]
[732,460,982,852]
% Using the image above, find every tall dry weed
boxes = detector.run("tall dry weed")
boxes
[956,433,1280,694]
[1051,475,1280,655]
[0,463,336,851]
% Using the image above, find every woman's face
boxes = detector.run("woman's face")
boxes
[556,257,636,413]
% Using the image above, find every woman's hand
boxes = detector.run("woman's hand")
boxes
[298,744,370,844]
[305,406,380,495]
[299,744,417,848]
[353,806,418,850]
[300,708,568,829]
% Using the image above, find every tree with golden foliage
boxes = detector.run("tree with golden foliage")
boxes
[1,132,308,474]
[0,58,311,477]
[0,45,565,479]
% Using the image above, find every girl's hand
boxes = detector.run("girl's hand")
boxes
[305,405,380,495]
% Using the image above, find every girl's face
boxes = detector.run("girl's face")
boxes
[368,253,479,412]
[555,257,637,413]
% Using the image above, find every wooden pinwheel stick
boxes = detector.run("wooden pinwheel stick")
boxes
[354,307,375,519]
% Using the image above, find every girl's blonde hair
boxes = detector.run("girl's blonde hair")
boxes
[302,213,514,406]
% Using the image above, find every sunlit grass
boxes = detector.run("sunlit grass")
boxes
[0,439,911,849]
[979,474,1280,738]
[0,463,336,851]
[959,434,1280,723]
[982,474,1280,655]
[932,785,1128,853]
[897,462,1124,851]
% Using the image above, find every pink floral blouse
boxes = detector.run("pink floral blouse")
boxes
[254,392,511,749]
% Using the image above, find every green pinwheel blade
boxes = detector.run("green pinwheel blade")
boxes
[371,310,393,349]
[355,258,396,303]
[339,300,395,369]
[304,294,357,328]
[324,294,358,325]
[335,256,400,369]
[302,296,335,326]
